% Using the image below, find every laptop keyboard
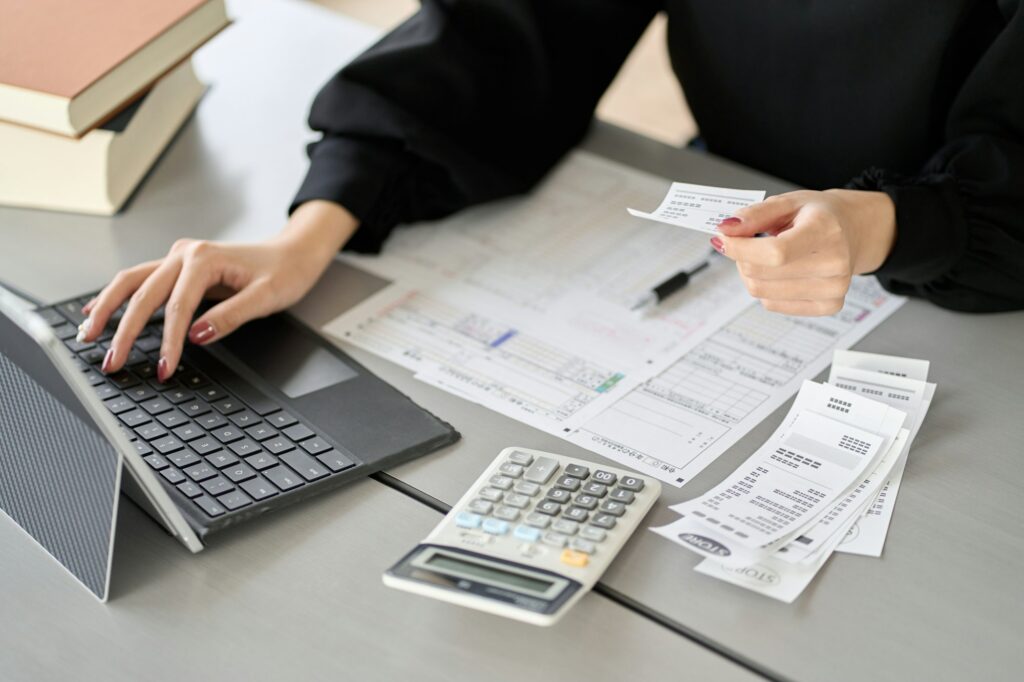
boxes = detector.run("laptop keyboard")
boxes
[39,295,358,521]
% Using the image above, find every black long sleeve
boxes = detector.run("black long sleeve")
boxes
[291,0,660,253]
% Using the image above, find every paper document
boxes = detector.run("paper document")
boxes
[627,182,766,234]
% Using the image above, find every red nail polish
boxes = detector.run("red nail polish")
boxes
[157,357,170,382]
[101,349,114,374]
[189,321,216,345]
[718,217,742,226]
[710,237,725,255]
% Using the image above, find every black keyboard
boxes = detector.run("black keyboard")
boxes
[38,295,358,522]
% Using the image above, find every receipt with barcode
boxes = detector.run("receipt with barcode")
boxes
[627,182,766,234]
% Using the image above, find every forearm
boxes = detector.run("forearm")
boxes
[275,199,360,269]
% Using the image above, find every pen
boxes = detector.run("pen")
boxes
[629,260,710,311]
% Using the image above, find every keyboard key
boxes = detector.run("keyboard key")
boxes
[315,450,355,473]
[456,512,483,529]
[179,400,211,418]
[107,371,139,389]
[618,476,645,492]
[143,454,168,471]
[592,470,617,486]
[279,451,329,481]
[200,475,234,496]
[52,322,78,340]
[263,437,295,455]
[263,466,304,491]
[229,410,261,428]
[217,490,252,511]
[524,456,559,484]
[184,462,217,482]
[482,518,509,535]
[244,424,278,441]
[166,450,200,468]
[118,409,151,428]
[125,349,148,367]
[64,338,95,353]
[223,462,256,483]
[84,370,107,386]
[514,524,541,542]
[189,436,222,456]
[193,495,226,517]
[206,451,239,469]
[563,506,590,523]
[172,424,204,442]
[80,347,106,365]
[211,397,243,415]
[266,411,298,429]
[176,481,203,499]
[244,452,279,471]
[104,397,135,415]
[134,423,167,441]
[94,384,119,400]
[240,476,278,501]
[165,388,194,405]
[134,363,157,380]
[140,397,173,416]
[197,386,226,402]
[195,412,228,430]
[156,409,189,429]
[564,464,590,479]
[299,437,332,455]
[590,513,617,530]
[608,488,636,504]
[282,423,314,442]
[131,441,153,457]
[55,300,86,325]
[554,475,581,492]
[134,335,161,353]
[211,426,244,444]
[37,307,67,326]
[545,488,571,504]
[160,468,186,485]
[178,370,209,389]
[125,384,158,402]
[228,438,261,457]
[151,435,185,455]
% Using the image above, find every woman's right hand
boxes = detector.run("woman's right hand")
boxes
[76,200,359,382]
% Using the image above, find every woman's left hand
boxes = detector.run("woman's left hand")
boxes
[712,189,897,316]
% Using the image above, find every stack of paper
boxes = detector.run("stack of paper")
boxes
[652,351,935,602]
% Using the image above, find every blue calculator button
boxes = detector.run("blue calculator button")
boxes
[456,512,483,529]
[482,518,510,535]
[514,525,541,542]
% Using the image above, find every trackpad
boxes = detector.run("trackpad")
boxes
[219,316,357,398]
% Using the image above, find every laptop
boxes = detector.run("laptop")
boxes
[0,286,459,599]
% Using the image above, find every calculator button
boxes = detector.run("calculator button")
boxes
[456,512,483,529]
[581,481,608,498]
[507,451,534,466]
[482,518,510,535]
[563,506,590,523]
[580,526,607,542]
[552,519,579,535]
[535,500,561,516]
[554,475,581,492]
[592,470,617,486]
[525,513,552,528]
[573,494,599,510]
[498,462,524,478]
[569,538,596,555]
[564,464,590,479]
[513,481,541,497]
[524,456,559,484]
[608,488,636,504]
[545,488,572,504]
[493,506,520,522]
[503,493,530,509]
[467,499,494,515]
[618,475,645,492]
[489,475,514,491]
[590,513,618,529]
[514,524,541,542]
[542,532,568,548]
[599,500,627,517]
[560,549,588,568]
[479,487,504,502]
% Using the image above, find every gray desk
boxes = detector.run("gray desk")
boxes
[2,0,1022,680]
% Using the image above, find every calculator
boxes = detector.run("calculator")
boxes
[383,447,661,626]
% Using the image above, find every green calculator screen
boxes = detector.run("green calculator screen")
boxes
[426,554,553,594]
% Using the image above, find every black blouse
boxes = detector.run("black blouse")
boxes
[291,0,1024,312]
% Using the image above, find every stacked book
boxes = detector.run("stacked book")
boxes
[0,0,230,214]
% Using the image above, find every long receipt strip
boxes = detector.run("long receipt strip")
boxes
[627,182,766,234]
[324,151,905,486]
[653,350,935,602]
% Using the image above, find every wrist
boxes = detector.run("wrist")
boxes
[827,189,897,274]
[276,200,360,266]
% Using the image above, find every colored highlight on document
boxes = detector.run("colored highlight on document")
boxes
[490,330,517,347]
[596,373,625,393]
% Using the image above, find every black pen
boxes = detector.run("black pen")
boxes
[629,260,710,311]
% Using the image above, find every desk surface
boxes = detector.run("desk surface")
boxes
[2,0,1023,681]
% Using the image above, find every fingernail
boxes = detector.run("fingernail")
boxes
[157,356,170,383]
[81,298,97,314]
[75,318,92,343]
[101,349,114,374]
[189,321,216,345]
[717,217,742,227]
[710,237,725,255]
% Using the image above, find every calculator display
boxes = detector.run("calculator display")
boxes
[426,554,553,594]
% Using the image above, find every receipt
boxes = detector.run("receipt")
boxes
[627,182,766,234]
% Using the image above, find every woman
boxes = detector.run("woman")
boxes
[79,0,1024,382]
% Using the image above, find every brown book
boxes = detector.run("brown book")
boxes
[0,0,227,137]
